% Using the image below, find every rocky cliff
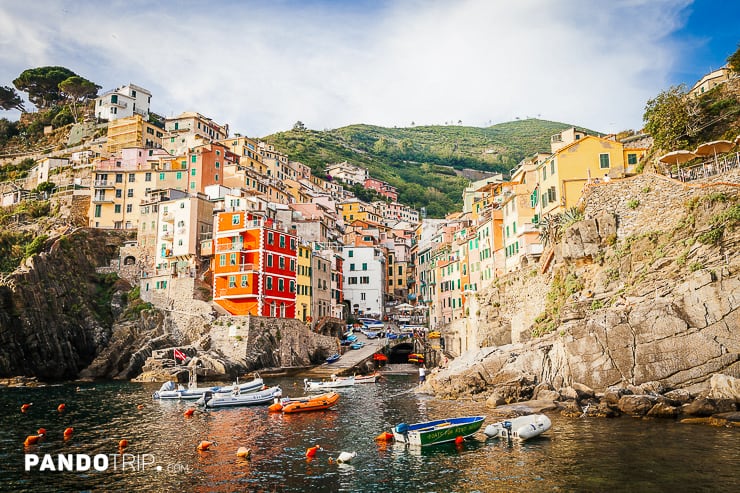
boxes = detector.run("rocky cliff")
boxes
[0,230,130,379]
[428,173,739,405]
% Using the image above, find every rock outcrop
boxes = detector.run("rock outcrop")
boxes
[426,173,740,415]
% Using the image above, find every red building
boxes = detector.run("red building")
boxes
[210,211,297,317]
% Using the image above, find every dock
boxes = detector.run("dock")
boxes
[302,333,386,378]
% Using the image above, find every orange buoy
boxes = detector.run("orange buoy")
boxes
[454,436,464,445]
[118,439,129,450]
[375,431,394,442]
[63,427,74,439]
[305,445,321,458]
[236,446,251,459]
[197,441,213,451]
[137,404,144,410]
[24,435,40,446]
[184,408,195,417]
[21,403,32,413]
[328,457,335,464]
[57,403,66,412]
[37,428,47,437]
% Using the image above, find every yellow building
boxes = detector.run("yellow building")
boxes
[535,133,647,218]
[296,244,312,322]
[105,114,164,154]
[89,148,187,229]
[219,136,268,176]
[339,198,382,224]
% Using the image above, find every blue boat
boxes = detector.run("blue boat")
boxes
[346,335,358,342]
[326,353,340,363]
[392,416,486,446]
[350,342,365,350]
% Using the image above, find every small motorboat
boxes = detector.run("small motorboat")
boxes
[407,353,425,363]
[196,385,282,408]
[304,376,355,391]
[336,372,379,384]
[326,353,341,363]
[392,416,485,447]
[483,414,551,440]
[350,342,365,350]
[346,335,358,342]
[153,374,264,399]
[274,392,340,413]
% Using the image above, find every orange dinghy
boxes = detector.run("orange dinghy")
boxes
[282,392,340,413]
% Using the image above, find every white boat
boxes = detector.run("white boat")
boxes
[197,385,282,408]
[336,372,379,384]
[304,376,355,391]
[153,374,264,399]
[483,414,552,440]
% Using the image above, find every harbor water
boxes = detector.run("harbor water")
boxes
[1,371,739,492]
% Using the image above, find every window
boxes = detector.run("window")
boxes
[190,182,195,190]
[290,238,296,250]
[145,172,152,182]
[266,277,273,290]
[127,189,134,198]
[513,222,517,234]
[398,265,403,275]
[191,155,197,163]
[94,205,101,217]
[215,161,220,169]
[599,153,610,169]
[159,172,165,181]
[348,277,358,284]
[116,189,122,198]
[279,235,285,248]
[228,276,236,288]
[542,168,547,180]
[176,172,182,180]
[126,204,132,213]
[360,276,370,284]
[279,256,285,269]
[289,280,295,293]
[268,232,274,245]
[232,214,240,225]
[128,174,135,183]
[350,264,355,271]
[290,259,295,272]
[548,186,556,202]
[362,263,367,270]
[267,255,273,267]
[550,160,555,175]
[191,169,196,176]
[278,278,284,291]
[115,204,121,213]
[361,293,366,300]
[219,254,226,266]
[116,174,123,183]
[628,153,638,165]
[230,253,236,265]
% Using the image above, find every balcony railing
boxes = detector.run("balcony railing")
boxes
[92,195,114,203]
[93,180,115,188]
[215,243,244,253]
[162,212,175,223]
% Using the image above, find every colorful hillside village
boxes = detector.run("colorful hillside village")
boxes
[5,82,656,333]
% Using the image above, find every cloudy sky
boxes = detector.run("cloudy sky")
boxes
[0,0,737,136]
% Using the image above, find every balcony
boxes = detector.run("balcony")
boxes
[524,243,543,256]
[92,195,114,203]
[215,242,244,253]
[93,180,115,188]
[161,231,173,241]
[162,211,175,223]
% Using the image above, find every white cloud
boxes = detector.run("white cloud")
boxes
[0,0,694,135]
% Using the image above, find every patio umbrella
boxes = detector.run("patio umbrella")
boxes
[394,303,414,311]
[657,150,697,180]
[694,140,733,158]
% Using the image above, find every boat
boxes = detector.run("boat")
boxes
[304,376,355,391]
[153,373,264,399]
[336,372,379,384]
[392,416,486,446]
[483,414,551,440]
[326,353,341,363]
[271,392,340,413]
[196,385,282,408]
[346,335,358,342]
[350,341,365,350]
[407,353,425,363]
[373,353,388,362]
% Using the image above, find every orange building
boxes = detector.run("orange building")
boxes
[210,212,297,317]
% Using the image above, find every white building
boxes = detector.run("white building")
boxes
[95,84,151,122]
[342,246,385,318]
[325,161,368,186]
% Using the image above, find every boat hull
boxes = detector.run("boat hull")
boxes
[153,377,263,400]
[393,416,485,446]
[282,392,340,413]
[199,386,282,408]
[304,377,355,391]
[483,414,551,440]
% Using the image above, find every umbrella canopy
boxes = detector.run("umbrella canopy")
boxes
[657,150,697,165]
[694,140,734,156]
[394,303,414,311]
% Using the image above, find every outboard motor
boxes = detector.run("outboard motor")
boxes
[503,421,513,441]
[159,381,175,392]
[199,391,214,407]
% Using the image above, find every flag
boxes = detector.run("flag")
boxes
[173,348,186,362]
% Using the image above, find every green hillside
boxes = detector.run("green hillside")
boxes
[262,119,593,217]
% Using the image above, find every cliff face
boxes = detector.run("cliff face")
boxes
[0,230,129,379]
[429,173,740,399]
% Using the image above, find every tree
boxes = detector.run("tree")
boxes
[643,84,691,151]
[58,76,100,122]
[728,43,740,73]
[293,120,306,131]
[0,86,25,112]
[13,66,77,109]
